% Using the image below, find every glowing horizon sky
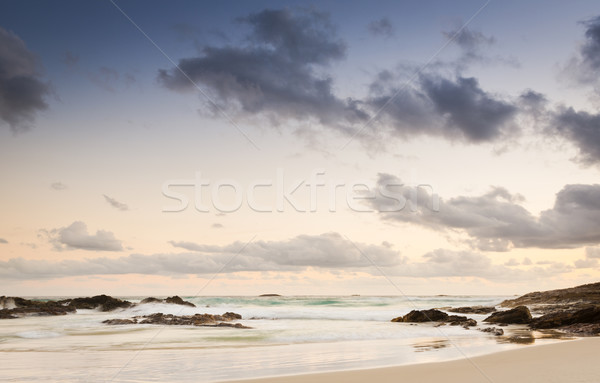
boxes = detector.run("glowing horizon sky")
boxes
[1,0,600,296]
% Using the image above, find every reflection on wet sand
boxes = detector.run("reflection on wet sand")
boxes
[496,327,575,345]
[413,339,450,352]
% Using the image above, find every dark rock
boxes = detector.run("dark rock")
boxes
[164,296,196,307]
[222,312,242,320]
[140,297,161,304]
[480,327,504,336]
[60,295,131,311]
[114,312,248,328]
[559,323,600,336]
[401,309,449,322]
[448,306,496,315]
[259,294,281,297]
[484,306,531,324]
[0,297,75,318]
[531,305,600,329]
[103,318,137,325]
[501,282,600,308]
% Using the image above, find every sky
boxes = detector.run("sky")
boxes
[1,0,600,296]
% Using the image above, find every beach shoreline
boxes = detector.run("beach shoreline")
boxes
[222,337,600,383]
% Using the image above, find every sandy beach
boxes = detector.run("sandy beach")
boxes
[225,337,600,383]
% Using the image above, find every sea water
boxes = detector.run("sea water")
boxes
[0,295,568,382]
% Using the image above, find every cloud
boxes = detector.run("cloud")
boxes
[368,73,518,143]
[158,8,368,131]
[443,27,495,68]
[550,107,600,166]
[0,26,50,133]
[368,18,394,38]
[103,195,129,211]
[368,174,600,250]
[212,223,224,229]
[0,238,7,244]
[0,235,572,282]
[51,182,67,191]
[388,249,571,281]
[586,247,600,259]
[43,221,123,251]
[3,233,402,279]
[561,16,600,87]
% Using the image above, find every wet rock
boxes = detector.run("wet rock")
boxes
[0,297,75,318]
[399,309,449,322]
[501,282,600,308]
[392,309,476,327]
[59,295,131,311]
[164,296,196,307]
[140,297,162,304]
[103,318,137,325]
[484,306,531,324]
[111,312,250,329]
[448,306,496,315]
[480,327,504,336]
[531,305,600,329]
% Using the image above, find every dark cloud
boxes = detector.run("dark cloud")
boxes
[50,182,67,191]
[368,74,518,143]
[368,174,600,250]
[563,16,600,85]
[368,18,394,38]
[0,27,49,133]
[42,221,123,251]
[158,8,368,130]
[103,195,129,211]
[550,107,600,166]
[0,238,7,244]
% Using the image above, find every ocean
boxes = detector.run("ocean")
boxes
[0,295,568,382]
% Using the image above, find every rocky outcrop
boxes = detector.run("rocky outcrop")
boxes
[139,296,196,307]
[0,296,76,318]
[259,294,281,297]
[392,309,476,327]
[58,295,131,311]
[531,305,600,329]
[501,282,600,309]
[103,312,250,329]
[484,306,532,324]
[448,306,497,315]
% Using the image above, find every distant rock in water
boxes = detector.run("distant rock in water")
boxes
[139,296,196,307]
[484,306,532,324]
[58,295,131,311]
[259,294,281,297]
[103,312,250,329]
[392,309,476,327]
[448,306,497,315]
